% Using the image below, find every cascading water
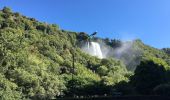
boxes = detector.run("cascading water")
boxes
[82,42,103,59]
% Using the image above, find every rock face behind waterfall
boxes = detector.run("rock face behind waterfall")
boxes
[83,42,103,59]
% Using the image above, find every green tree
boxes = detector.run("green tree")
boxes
[97,65,108,76]
[130,59,166,94]
[0,73,22,100]
[2,7,11,13]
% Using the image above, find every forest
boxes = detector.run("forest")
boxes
[0,7,170,100]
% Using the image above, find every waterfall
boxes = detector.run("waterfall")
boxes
[83,42,103,59]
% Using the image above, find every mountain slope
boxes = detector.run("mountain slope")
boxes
[0,7,170,99]
[0,7,130,99]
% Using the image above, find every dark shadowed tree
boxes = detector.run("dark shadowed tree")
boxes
[130,60,166,94]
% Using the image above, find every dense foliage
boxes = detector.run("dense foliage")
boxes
[1,7,170,99]
[0,7,131,99]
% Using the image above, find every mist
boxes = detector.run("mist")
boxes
[81,39,142,71]
[113,41,142,70]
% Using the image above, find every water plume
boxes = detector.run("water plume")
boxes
[82,41,103,59]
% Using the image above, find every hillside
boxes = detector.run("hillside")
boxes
[0,7,131,99]
[0,7,170,99]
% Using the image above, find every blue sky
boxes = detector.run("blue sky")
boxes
[0,0,170,48]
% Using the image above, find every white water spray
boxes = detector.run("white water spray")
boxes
[82,42,103,59]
